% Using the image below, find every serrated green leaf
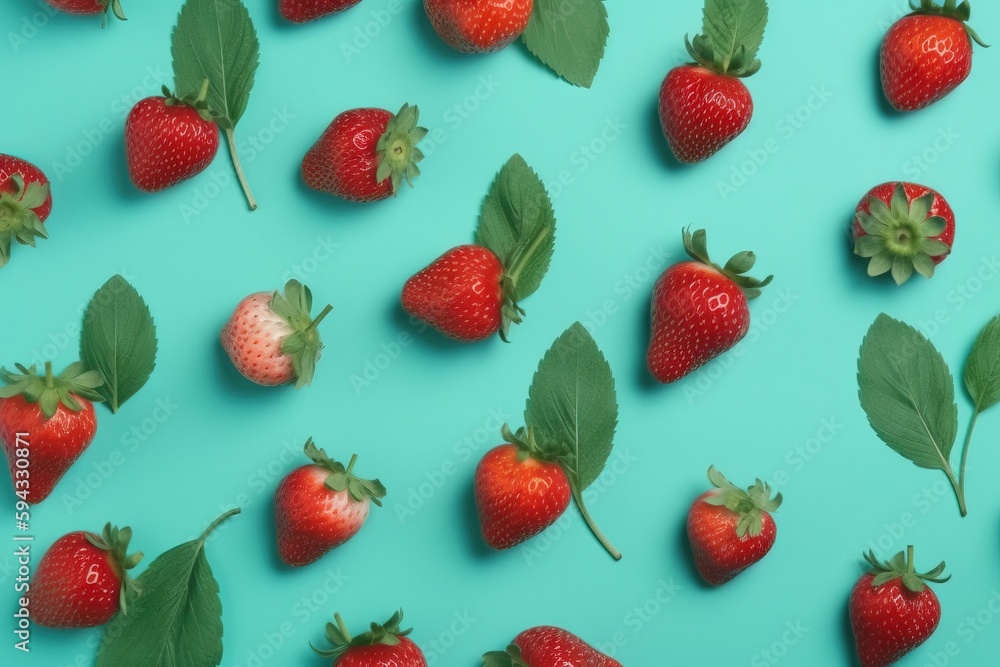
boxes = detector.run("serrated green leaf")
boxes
[80,275,158,413]
[858,314,958,471]
[964,315,1000,414]
[521,0,609,88]
[525,323,618,489]
[172,0,259,129]
[702,0,768,73]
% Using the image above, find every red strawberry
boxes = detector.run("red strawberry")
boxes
[279,0,361,23]
[220,279,333,389]
[423,0,534,53]
[658,0,768,163]
[30,523,142,628]
[314,610,427,667]
[303,104,426,203]
[274,439,385,567]
[474,426,571,550]
[0,154,51,269]
[880,0,987,112]
[46,0,126,23]
[0,362,104,503]
[125,87,220,193]
[853,181,955,285]
[647,228,771,384]
[484,626,621,667]
[686,466,781,586]
[850,546,949,667]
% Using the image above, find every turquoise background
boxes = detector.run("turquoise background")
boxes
[3,0,1000,665]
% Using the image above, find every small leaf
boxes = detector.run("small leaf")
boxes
[521,0,609,88]
[702,0,768,73]
[80,275,158,412]
[964,315,1000,414]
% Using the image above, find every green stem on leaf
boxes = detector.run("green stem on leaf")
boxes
[197,507,241,543]
[505,225,551,289]
[305,305,334,333]
[570,484,622,561]
[958,409,979,508]
[943,465,967,518]
[224,128,257,211]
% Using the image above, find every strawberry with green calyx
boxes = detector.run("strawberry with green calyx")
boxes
[401,154,555,343]
[0,362,104,503]
[46,0,126,26]
[483,626,622,667]
[850,546,949,667]
[0,154,51,269]
[313,610,428,666]
[687,466,781,585]
[853,182,955,285]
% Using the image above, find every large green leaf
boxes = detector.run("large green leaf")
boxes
[521,0,609,88]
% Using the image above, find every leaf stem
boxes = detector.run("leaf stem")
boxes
[225,128,257,211]
[506,225,551,289]
[198,507,242,543]
[570,485,622,561]
[306,305,334,332]
[943,466,967,518]
[957,409,979,506]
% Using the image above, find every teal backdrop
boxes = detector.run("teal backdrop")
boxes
[3,0,1000,665]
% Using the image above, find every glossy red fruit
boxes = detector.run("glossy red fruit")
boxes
[46,0,126,22]
[0,154,51,269]
[850,546,948,667]
[30,524,142,628]
[274,439,385,567]
[484,626,622,667]
[0,362,104,503]
[686,466,781,586]
[314,610,428,667]
[853,181,955,285]
[647,228,771,384]
[279,0,361,23]
[302,104,425,203]
[474,427,571,550]
[125,93,220,193]
[423,0,533,53]
[659,65,754,163]
[880,1,987,112]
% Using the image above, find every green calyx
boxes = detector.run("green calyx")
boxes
[854,183,951,286]
[162,82,215,123]
[270,279,333,389]
[501,423,568,464]
[908,0,989,47]
[483,643,529,667]
[0,361,104,420]
[0,173,50,269]
[98,0,127,27]
[703,465,782,538]
[312,610,411,659]
[685,0,769,77]
[683,227,773,299]
[303,438,386,507]
[84,523,143,614]
[498,225,552,342]
[375,104,427,195]
[864,545,950,594]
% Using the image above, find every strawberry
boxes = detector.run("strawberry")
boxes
[46,0,126,24]
[686,466,781,586]
[647,228,771,384]
[125,85,220,193]
[853,182,955,285]
[220,279,333,389]
[280,0,361,23]
[314,610,427,667]
[658,0,768,163]
[0,362,104,503]
[850,546,949,667]
[0,154,51,269]
[484,626,621,667]
[474,426,571,550]
[274,439,385,567]
[303,104,426,203]
[880,0,987,112]
[30,523,142,628]
[423,0,533,53]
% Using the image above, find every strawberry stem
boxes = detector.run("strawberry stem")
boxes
[943,465,967,517]
[44,360,53,388]
[505,225,551,290]
[957,410,978,515]
[197,507,241,543]
[571,484,622,561]
[225,128,257,211]
[305,304,334,333]
[334,613,352,643]
[345,453,358,475]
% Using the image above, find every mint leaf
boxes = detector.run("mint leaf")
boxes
[521,0,609,88]
[474,154,555,303]
[96,510,240,667]
[699,0,768,75]
[80,275,157,413]
[858,314,964,514]
[964,315,1000,414]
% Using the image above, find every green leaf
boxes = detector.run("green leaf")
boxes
[701,0,768,74]
[964,315,1000,414]
[525,323,618,490]
[80,275,158,413]
[96,510,239,667]
[521,0,609,88]
[474,155,556,303]
[171,0,259,129]
[858,314,959,471]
